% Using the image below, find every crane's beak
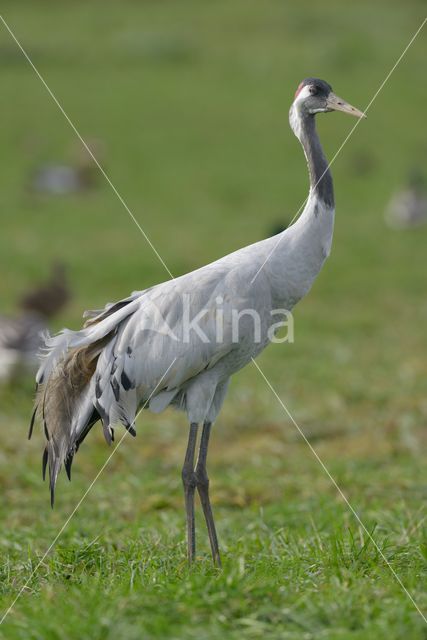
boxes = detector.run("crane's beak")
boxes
[326,93,366,119]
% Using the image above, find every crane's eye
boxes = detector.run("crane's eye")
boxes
[309,86,318,96]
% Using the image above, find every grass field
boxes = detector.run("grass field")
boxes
[0,1,426,638]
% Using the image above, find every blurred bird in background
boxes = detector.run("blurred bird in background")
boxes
[0,262,70,383]
[30,138,105,195]
[20,262,70,319]
[266,220,288,237]
[385,170,427,229]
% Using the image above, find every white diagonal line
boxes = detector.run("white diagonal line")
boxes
[251,357,427,625]
[0,14,179,625]
[250,16,427,285]
[0,12,179,627]
[0,14,174,281]
[0,358,177,626]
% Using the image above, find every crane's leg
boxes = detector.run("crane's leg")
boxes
[195,421,221,566]
[182,422,198,563]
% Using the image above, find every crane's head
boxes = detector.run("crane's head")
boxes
[290,78,366,127]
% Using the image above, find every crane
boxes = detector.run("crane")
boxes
[30,78,365,565]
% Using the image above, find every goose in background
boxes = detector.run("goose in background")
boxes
[30,139,105,195]
[385,170,427,229]
[0,263,70,382]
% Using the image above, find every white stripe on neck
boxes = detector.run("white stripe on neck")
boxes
[289,86,311,140]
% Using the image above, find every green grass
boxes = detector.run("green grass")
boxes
[0,0,426,637]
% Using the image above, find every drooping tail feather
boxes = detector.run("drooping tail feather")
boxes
[31,292,142,505]
[35,337,109,506]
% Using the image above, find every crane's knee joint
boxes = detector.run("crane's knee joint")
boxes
[182,467,196,489]
[195,467,209,489]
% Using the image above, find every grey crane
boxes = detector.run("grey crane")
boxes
[30,78,365,565]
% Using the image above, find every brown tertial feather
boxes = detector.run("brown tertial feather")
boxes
[34,335,110,504]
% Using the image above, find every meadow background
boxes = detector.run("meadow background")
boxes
[0,0,426,638]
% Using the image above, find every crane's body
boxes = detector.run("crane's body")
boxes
[31,78,365,564]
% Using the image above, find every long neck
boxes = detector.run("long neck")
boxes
[292,109,334,208]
